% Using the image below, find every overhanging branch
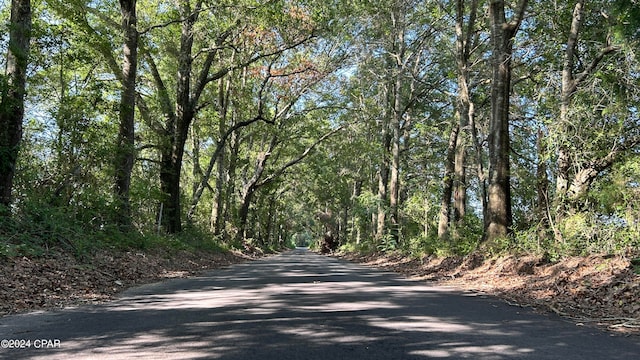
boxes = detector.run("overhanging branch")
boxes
[256,124,346,188]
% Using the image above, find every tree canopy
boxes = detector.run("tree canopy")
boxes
[2,0,640,258]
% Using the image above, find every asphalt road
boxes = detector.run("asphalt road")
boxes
[1,248,639,359]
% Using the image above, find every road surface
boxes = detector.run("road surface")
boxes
[1,248,639,359]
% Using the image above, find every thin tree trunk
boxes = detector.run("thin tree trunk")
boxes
[376,98,392,240]
[452,0,478,226]
[536,128,549,234]
[351,179,363,244]
[555,0,584,219]
[389,75,402,242]
[236,134,276,242]
[439,0,477,238]
[191,125,202,202]
[219,131,240,237]
[376,149,390,240]
[0,0,31,212]
[236,189,255,242]
[469,102,488,231]
[210,140,225,232]
[264,193,277,245]
[453,132,467,223]
[210,76,231,233]
[438,123,459,240]
[341,206,349,247]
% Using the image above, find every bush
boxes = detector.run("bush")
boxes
[338,241,374,254]
[0,198,230,259]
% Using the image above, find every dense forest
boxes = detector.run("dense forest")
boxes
[1,0,640,260]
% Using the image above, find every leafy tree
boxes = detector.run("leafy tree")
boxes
[2,0,640,258]
[113,0,139,227]
[486,0,528,242]
[437,0,488,241]
[0,0,31,213]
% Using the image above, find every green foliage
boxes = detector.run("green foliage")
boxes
[291,231,313,247]
[161,226,229,253]
[0,199,230,259]
[3,0,640,266]
[0,200,105,257]
[511,213,640,262]
[376,232,399,252]
[555,212,639,256]
[338,241,374,254]
[632,258,640,275]
[387,231,482,259]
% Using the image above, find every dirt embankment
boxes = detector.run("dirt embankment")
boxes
[338,251,640,336]
[1,249,254,316]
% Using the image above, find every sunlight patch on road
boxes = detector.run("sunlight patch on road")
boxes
[277,324,379,344]
[294,300,398,312]
[25,331,236,360]
[409,344,535,358]
[368,315,473,333]
[111,280,402,313]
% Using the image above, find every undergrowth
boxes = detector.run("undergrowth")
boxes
[0,203,230,259]
[337,216,639,261]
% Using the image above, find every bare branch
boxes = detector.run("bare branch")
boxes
[506,0,529,35]
[574,45,620,86]
[141,47,175,127]
[203,33,317,86]
[256,125,346,188]
[84,5,120,30]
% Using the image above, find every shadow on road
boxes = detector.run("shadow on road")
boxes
[1,248,638,359]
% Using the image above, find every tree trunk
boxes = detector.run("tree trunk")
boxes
[388,0,409,243]
[341,205,349,247]
[236,187,255,242]
[438,123,459,240]
[567,148,630,202]
[264,193,277,245]
[220,131,240,237]
[187,62,232,222]
[351,179,363,244]
[553,0,618,233]
[453,130,467,223]
[376,146,390,240]
[536,128,549,232]
[211,76,230,234]
[470,102,488,231]
[114,0,138,227]
[452,0,478,227]
[376,105,391,240]
[388,72,402,242]
[158,1,200,233]
[438,0,478,239]
[0,0,31,212]
[486,0,528,241]
[210,139,226,232]
[159,134,186,233]
[236,135,274,242]
[236,177,260,243]
[555,0,584,218]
